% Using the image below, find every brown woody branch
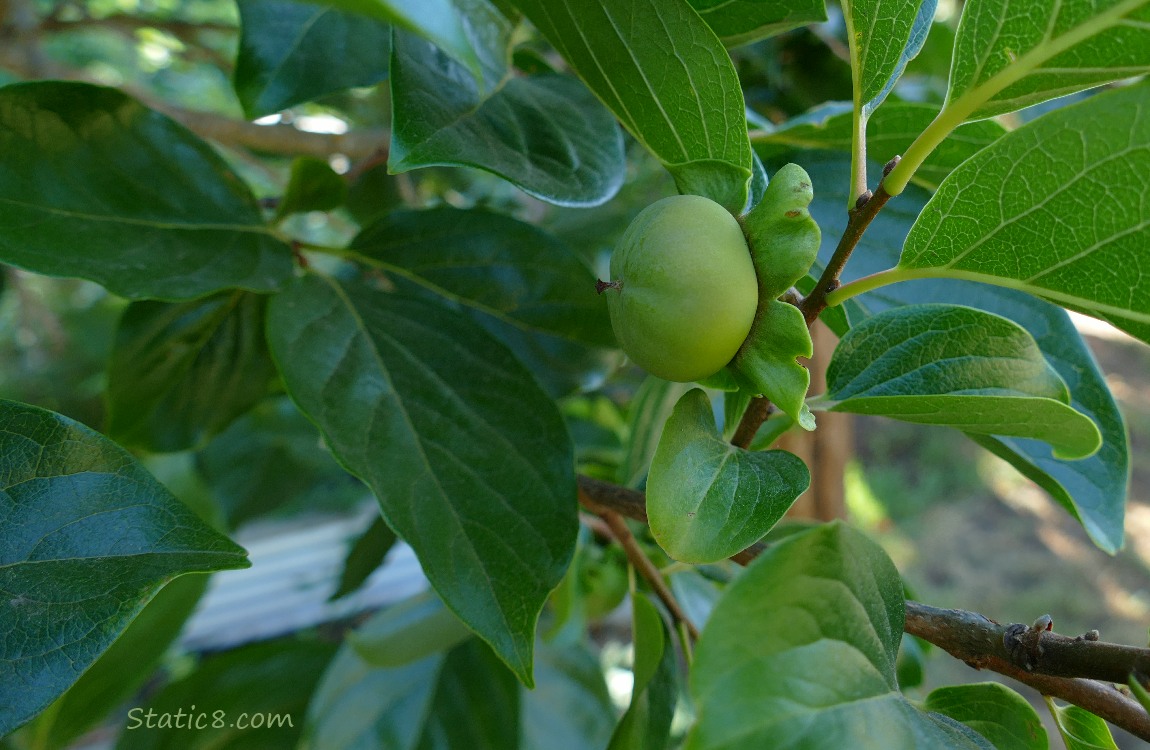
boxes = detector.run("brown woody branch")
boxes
[577,474,1150,741]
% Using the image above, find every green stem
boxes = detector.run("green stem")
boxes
[824,266,923,306]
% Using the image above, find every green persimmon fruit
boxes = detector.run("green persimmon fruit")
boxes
[600,195,758,383]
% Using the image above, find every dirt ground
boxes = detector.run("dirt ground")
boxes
[848,321,1150,748]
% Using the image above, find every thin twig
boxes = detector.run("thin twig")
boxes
[599,510,700,642]
[730,396,774,449]
[577,474,1150,742]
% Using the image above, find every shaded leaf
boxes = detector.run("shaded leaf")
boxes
[0,400,249,736]
[621,377,693,489]
[116,638,337,750]
[350,590,474,667]
[512,0,752,211]
[234,0,391,118]
[330,515,398,600]
[106,292,275,453]
[29,575,208,750]
[688,0,827,46]
[648,389,810,563]
[924,683,1048,750]
[687,522,993,749]
[898,84,1150,347]
[415,639,520,750]
[266,274,578,685]
[390,23,625,207]
[196,397,366,529]
[521,642,616,750]
[824,303,1102,460]
[277,157,350,219]
[607,595,677,750]
[0,82,291,300]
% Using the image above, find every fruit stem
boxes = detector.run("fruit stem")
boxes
[595,279,622,295]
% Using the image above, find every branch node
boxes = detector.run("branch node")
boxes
[883,155,902,176]
[854,189,873,209]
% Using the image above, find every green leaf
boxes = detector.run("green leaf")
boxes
[389,23,625,207]
[731,300,815,430]
[521,642,617,750]
[277,157,350,219]
[647,389,810,563]
[846,0,937,113]
[349,207,613,347]
[688,0,828,46]
[308,0,480,79]
[1046,700,1119,750]
[196,397,366,528]
[607,595,677,750]
[512,0,753,211]
[823,303,1102,460]
[350,590,474,667]
[0,82,292,300]
[106,292,275,453]
[947,0,1150,120]
[266,274,578,685]
[687,522,993,749]
[303,646,444,750]
[0,400,249,736]
[234,0,391,118]
[753,101,1007,190]
[415,639,521,750]
[348,207,616,397]
[897,84,1150,346]
[620,377,693,489]
[28,575,208,750]
[115,638,338,750]
[791,149,1127,552]
[924,683,1048,750]
[330,515,398,600]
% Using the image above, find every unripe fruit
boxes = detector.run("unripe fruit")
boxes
[599,195,758,382]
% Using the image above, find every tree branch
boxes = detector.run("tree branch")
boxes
[0,47,389,159]
[598,510,700,641]
[577,474,1150,742]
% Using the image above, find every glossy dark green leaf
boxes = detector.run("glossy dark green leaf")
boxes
[753,101,1007,190]
[924,683,1048,750]
[390,23,625,207]
[415,639,520,750]
[824,304,1102,460]
[898,84,1150,344]
[196,397,366,528]
[946,0,1150,119]
[235,0,391,118]
[115,638,337,750]
[607,595,677,750]
[330,515,398,600]
[686,522,993,749]
[28,575,208,750]
[648,389,810,562]
[688,0,827,46]
[1046,700,1119,750]
[792,149,1127,552]
[350,207,614,347]
[349,207,616,397]
[276,157,350,219]
[0,82,292,300]
[0,400,249,737]
[106,292,275,453]
[266,274,578,685]
[512,0,753,211]
[350,590,474,667]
